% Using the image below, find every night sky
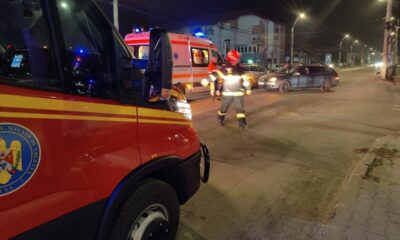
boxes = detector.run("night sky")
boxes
[99,0,399,51]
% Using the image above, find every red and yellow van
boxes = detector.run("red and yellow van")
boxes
[0,1,209,239]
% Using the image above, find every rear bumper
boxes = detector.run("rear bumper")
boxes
[332,79,339,87]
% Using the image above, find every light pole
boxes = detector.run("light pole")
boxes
[291,13,306,65]
[381,0,393,80]
[338,34,350,67]
[361,45,368,65]
[350,40,358,65]
[113,0,119,30]
[394,19,399,65]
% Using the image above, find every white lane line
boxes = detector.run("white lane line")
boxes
[338,67,370,72]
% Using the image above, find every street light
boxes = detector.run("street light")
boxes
[350,40,359,53]
[361,45,368,65]
[291,12,306,64]
[350,40,359,65]
[338,34,350,66]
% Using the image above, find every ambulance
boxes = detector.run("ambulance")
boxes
[0,1,209,239]
[125,31,225,99]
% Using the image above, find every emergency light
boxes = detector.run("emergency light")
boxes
[194,32,205,38]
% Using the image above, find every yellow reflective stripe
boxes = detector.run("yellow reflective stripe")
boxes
[209,74,217,81]
[138,118,192,126]
[236,113,246,119]
[138,108,187,120]
[222,92,244,96]
[218,111,226,116]
[0,112,192,126]
[215,70,225,79]
[0,111,137,123]
[0,94,136,116]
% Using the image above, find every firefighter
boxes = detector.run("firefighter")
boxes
[216,50,251,129]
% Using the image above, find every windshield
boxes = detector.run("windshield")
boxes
[0,0,58,87]
[128,45,149,60]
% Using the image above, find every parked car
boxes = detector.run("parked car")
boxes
[241,64,268,88]
[258,65,339,93]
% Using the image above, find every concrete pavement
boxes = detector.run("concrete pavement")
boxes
[319,133,400,240]
[177,67,400,240]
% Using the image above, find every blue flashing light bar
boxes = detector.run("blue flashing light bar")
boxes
[194,32,205,38]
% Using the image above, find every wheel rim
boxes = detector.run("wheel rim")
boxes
[128,204,170,240]
[282,82,289,92]
[324,81,330,90]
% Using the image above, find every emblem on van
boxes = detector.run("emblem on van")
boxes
[174,52,179,60]
[0,123,41,196]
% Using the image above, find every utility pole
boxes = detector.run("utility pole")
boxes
[290,13,306,65]
[290,22,296,65]
[338,34,349,67]
[395,19,399,65]
[361,47,364,66]
[381,0,392,80]
[113,0,119,31]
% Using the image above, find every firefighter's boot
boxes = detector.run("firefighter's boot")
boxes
[238,118,247,129]
[218,113,225,126]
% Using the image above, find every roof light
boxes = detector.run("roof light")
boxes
[194,32,205,38]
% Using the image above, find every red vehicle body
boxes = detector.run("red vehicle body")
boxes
[0,1,209,239]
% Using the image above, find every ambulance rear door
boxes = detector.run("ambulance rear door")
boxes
[188,36,212,94]
[169,33,192,92]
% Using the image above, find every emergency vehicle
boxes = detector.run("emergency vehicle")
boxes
[0,1,209,239]
[125,31,225,98]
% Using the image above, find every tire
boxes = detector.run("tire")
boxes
[279,81,290,93]
[110,179,180,240]
[321,80,331,92]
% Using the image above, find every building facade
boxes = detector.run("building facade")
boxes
[176,14,286,68]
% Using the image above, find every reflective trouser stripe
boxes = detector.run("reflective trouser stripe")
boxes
[222,92,244,96]
[236,113,246,119]
[218,111,226,116]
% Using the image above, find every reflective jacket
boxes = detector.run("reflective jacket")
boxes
[216,63,251,96]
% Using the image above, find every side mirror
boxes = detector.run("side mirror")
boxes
[120,57,146,91]
[142,28,173,102]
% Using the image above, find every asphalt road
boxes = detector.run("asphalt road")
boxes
[176,67,400,240]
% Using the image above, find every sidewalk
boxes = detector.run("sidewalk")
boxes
[317,133,400,240]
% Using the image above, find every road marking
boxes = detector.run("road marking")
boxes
[338,67,370,72]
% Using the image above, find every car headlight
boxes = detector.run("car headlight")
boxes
[375,62,383,68]
[269,77,277,82]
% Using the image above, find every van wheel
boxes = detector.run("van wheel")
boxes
[110,179,179,240]
[321,80,331,92]
[279,81,290,93]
